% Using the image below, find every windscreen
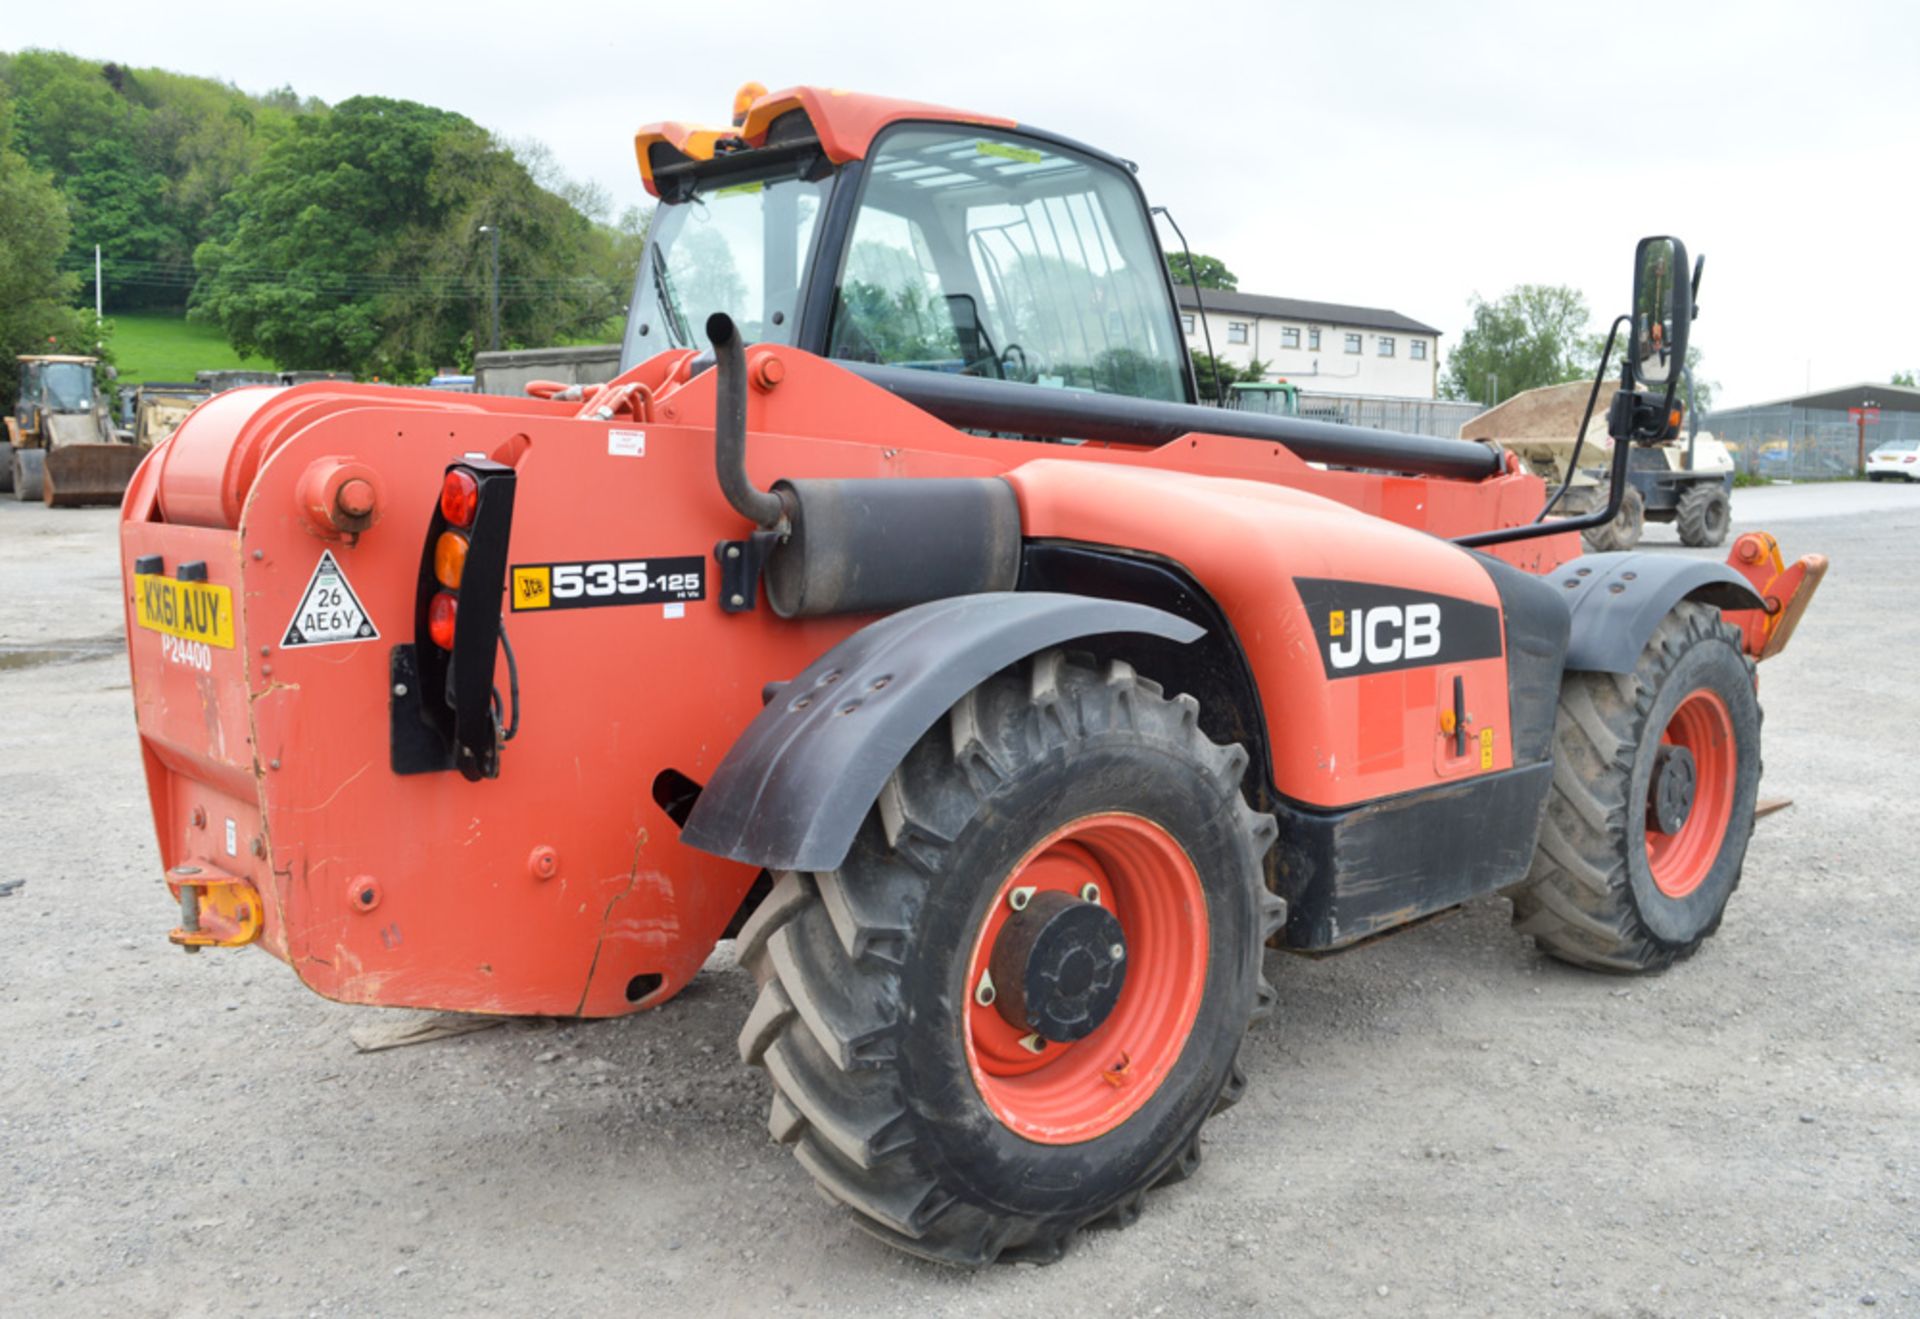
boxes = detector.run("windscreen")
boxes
[41,362,95,411]
[826,127,1187,402]
[622,170,828,365]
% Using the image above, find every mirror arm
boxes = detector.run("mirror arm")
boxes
[1456,315,1636,549]
[1534,314,1630,522]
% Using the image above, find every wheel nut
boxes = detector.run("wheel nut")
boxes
[974,969,996,1007]
[1008,886,1036,912]
[1019,1033,1046,1054]
[1080,882,1101,904]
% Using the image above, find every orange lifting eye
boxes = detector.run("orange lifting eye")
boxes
[434,529,469,590]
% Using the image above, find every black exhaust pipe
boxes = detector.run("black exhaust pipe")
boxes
[706,313,789,531]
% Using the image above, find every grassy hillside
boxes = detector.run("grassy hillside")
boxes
[109,311,274,384]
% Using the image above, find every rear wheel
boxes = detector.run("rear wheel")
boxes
[735,651,1282,1264]
[1676,481,1731,547]
[1506,602,1760,972]
[0,440,12,494]
[1582,485,1645,552]
[12,447,45,502]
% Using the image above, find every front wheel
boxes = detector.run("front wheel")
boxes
[1507,602,1761,972]
[735,650,1281,1264]
[1582,485,1645,552]
[1676,481,1732,547]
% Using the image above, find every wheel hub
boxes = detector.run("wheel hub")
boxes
[988,890,1128,1043]
[1648,743,1698,835]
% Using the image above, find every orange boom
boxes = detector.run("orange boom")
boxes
[119,84,1825,1264]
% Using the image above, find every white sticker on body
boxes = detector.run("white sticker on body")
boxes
[663,601,685,619]
[225,818,238,857]
[282,550,379,648]
[608,429,646,458]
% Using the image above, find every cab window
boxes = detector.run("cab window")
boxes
[827,127,1186,402]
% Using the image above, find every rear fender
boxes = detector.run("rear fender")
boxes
[679,592,1202,872]
[1557,551,1764,674]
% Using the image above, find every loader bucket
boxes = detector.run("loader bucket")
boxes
[42,444,143,507]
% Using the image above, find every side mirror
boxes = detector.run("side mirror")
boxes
[1630,235,1690,388]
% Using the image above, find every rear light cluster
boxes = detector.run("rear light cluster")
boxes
[430,469,479,650]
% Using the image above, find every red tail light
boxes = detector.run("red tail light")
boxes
[440,470,479,527]
[428,591,458,649]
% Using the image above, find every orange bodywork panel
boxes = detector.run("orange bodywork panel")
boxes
[1006,462,1520,806]
[120,346,1571,1019]
[634,85,1018,196]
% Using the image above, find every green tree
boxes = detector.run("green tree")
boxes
[64,137,189,310]
[1441,284,1600,405]
[191,97,610,379]
[1164,250,1238,291]
[1188,350,1269,404]
[1893,370,1916,387]
[0,92,93,404]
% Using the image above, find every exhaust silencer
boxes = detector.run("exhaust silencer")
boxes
[705,312,1020,619]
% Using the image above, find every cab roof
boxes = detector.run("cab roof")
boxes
[633,84,1016,198]
[19,354,98,365]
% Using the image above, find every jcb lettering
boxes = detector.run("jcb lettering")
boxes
[1330,603,1443,671]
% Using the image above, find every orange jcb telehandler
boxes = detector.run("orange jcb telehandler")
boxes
[117,85,1825,1265]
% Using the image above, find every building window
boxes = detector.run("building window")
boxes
[1281,326,1300,349]
[1227,322,1249,345]
[1308,328,1321,351]
[1410,339,1428,361]
[1344,333,1362,354]
[1378,336,1395,357]
[1181,314,1194,335]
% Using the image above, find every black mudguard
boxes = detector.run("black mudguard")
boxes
[680,592,1203,873]
[1553,551,1764,674]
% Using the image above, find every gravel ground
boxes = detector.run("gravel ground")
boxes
[1,485,1916,1317]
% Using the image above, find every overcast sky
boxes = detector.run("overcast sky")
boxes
[10,0,1916,406]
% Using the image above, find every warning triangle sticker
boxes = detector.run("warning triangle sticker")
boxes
[282,550,379,648]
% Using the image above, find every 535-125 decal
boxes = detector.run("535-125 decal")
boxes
[511,557,706,612]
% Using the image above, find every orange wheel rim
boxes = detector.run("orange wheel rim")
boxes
[1645,689,1737,899]
[962,813,1209,1145]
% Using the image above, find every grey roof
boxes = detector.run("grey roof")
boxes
[1718,381,1920,414]
[1173,286,1442,337]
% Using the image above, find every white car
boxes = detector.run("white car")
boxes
[1867,439,1920,482]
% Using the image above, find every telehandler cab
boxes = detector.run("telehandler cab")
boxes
[117,84,1825,1265]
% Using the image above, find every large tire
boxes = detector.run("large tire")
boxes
[0,440,12,495]
[12,447,45,502]
[1676,481,1731,547]
[735,650,1282,1265]
[1582,485,1645,552]
[1506,603,1761,973]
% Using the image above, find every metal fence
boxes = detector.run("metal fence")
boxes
[1703,404,1920,479]
[1295,392,1488,440]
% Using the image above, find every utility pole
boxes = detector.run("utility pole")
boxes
[478,224,501,353]
[95,245,103,320]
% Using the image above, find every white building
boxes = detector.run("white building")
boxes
[1175,287,1442,400]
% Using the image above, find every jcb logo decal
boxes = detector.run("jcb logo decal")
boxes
[1327,602,1443,670]
[1294,578,1503,679]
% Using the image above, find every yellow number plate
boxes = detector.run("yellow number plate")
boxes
[135,574,235,649]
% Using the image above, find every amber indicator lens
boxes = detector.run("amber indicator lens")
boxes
[434,530,469,590]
